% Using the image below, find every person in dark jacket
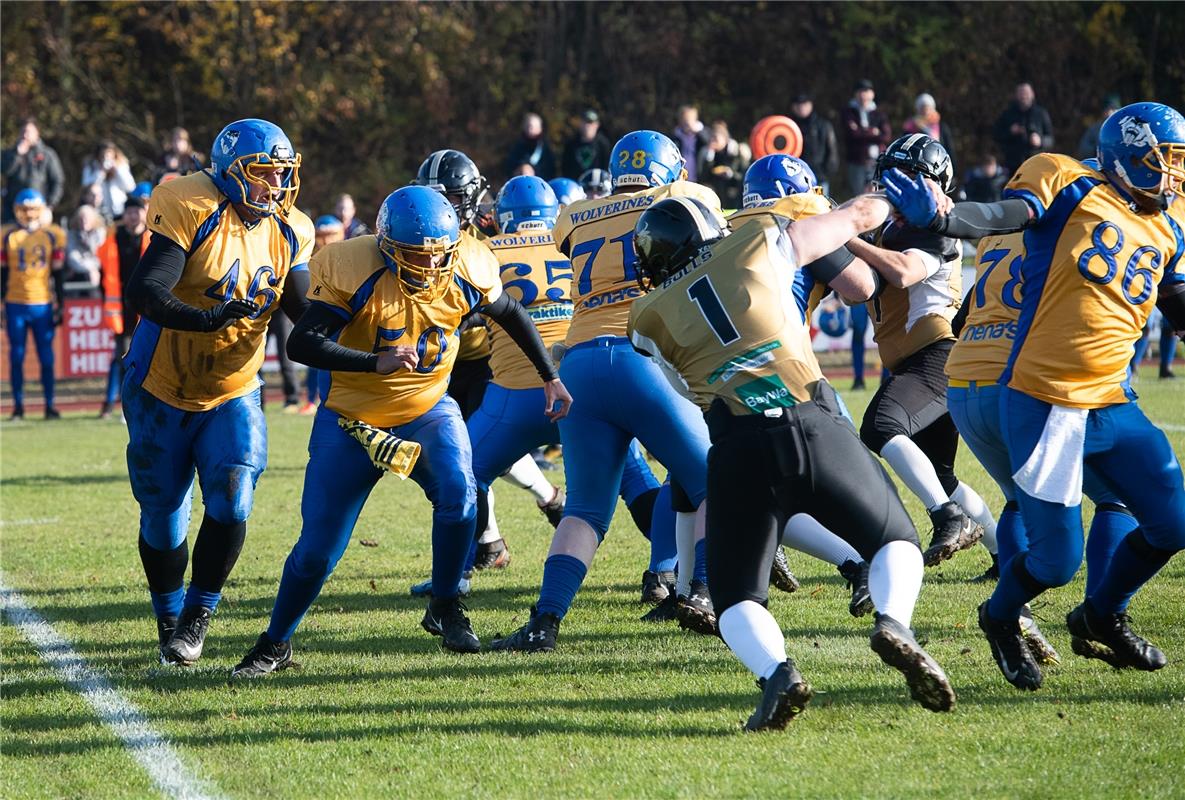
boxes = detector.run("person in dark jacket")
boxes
[790,93,839,196]
[961,153,1009,203]
[840,79,892,197]
[505,113,557,181]
[902,94,956,173]
[2,119,65,223]
[696,121,750,209]
[1077,95,1121,160]
[992,82,1054,175]
[561,109,612,179]
[672,105,710,182]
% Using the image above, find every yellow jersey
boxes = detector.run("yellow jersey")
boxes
[999,153,1185,408]
[946,233,1025,383]
[455,231,496,360]
[553,181,723,345]
[129,171,314,411]
[1,224,66,305]
[729,194,834,319]
[485,229,574,389]
[864,222,962,372]
[628,217,824,415]
[309,234,501,427]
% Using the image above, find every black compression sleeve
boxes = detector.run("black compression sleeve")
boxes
[1157,279,1185,332]
[52,269,65,307]
[804,245,856,284]
[929,198,1034,239]
[482,292,558,382]
[2,266,8,299]
[286,301,378,372]
[280,269,310,323]
[951,288,973,337]
[126,233,212,331]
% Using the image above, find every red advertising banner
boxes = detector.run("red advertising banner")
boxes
[0,298,114,381]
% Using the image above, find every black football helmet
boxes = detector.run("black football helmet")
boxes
[633,197,727,290]
[876,134,955,194]
[412,149,489,228]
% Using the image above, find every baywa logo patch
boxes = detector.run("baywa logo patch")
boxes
[734,374,797,412]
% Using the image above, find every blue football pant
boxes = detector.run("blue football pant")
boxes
[556,339,709,539]
[266,395,476,642]
[5,301,55,409]
[948,382,1136,591]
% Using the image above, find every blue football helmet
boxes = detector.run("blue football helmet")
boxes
[375,186,460,303]
[742,155,819,207]
[499,177,560,233]
[13,188,45,227]
[547,178,585,209]
[579,168,612,199]
[130,181,154,200]
[1097,102,1185,210]
[209,118,301,217]
[609,130,685,190]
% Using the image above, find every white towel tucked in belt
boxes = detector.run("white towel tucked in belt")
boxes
[1013,404,1089,506]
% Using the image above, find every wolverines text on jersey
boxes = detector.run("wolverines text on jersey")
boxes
[628,217,824,416]
[485,229,573,389]
[553,181,722,346]
[128,171,314,411]
[999,153,1185,408]
[1,224,66,304]
[309,235,501,427]
[946,233,1025,383]
[865,221,962,372]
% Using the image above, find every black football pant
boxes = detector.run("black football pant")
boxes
[705,383,919,615]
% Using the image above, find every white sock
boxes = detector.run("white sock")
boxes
[675,511,696,597]
[478,487,501,544]
[718,601,787,680]
[879,435,949,511]
[951,482,998,555]
[868,540,923,627]
[501,454,554,505]
[781,514,862,567]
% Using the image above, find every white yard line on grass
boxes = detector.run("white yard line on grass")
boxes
[0,576,224,800]
[1157,421,1185,432]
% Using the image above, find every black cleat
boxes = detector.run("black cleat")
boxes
[923,502,983,566]
[489,605,560,652]
[869,613,956,712]
[421,596,481,653]
[44,407,61,420]
[769,547,800,594]
[230,633,294,679]
[641,569,674,605]
[156,616,178,665]
[1066,603,1166,671]
[677,580,718,637]
[972,553,1000,583]
[537,487,565,528]
[640,591,680,623]
[474,538,510,571]
[164,605,212,666]
[9,406,24,420]
[977,601,1042,690]
[838,560,874,617]
[1019,604,1060,665]
[744,660,813,731]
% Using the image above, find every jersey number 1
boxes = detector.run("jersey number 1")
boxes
[687,275,740,346]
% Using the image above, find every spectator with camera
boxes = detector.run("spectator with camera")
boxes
[992,82,1054,174]
[841,78,892,196]
[2,118,64,223]
[81,140,137,222]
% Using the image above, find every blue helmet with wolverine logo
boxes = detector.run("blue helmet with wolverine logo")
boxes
[209,118,300,217]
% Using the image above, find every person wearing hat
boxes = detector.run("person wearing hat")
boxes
[97,193,150,418]
[790,93,839,197]
[561,108,612,180]
[840,79,892,197]
[903,93,956,173]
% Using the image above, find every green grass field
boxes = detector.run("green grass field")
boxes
[3,379,1184,799]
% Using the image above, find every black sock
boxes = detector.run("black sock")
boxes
[627,487,660,539]
[189,515,247,595]
[139,534,188,594]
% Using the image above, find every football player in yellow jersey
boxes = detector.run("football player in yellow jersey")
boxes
[121,119,314,666]
[232,186,571,676]
[628,195,955,729]
[846,135,999,573]
[491,130,726,651]
[1,188,66,419]
[887,101,1185,690]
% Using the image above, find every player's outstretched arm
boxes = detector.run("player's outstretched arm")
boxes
[845,237,932,289]
[787,194,893,267]
[882,168,1034,238]
[127,233,258,332]
[482,292,572,420]
[287,301,416,374]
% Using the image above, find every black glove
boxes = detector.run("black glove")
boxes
[52,306,64,327]
[204,299,259,331]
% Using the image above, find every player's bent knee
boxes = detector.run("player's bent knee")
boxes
[204,466,259,524]
[859,418,898,455]
[1023,549,1082,588]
